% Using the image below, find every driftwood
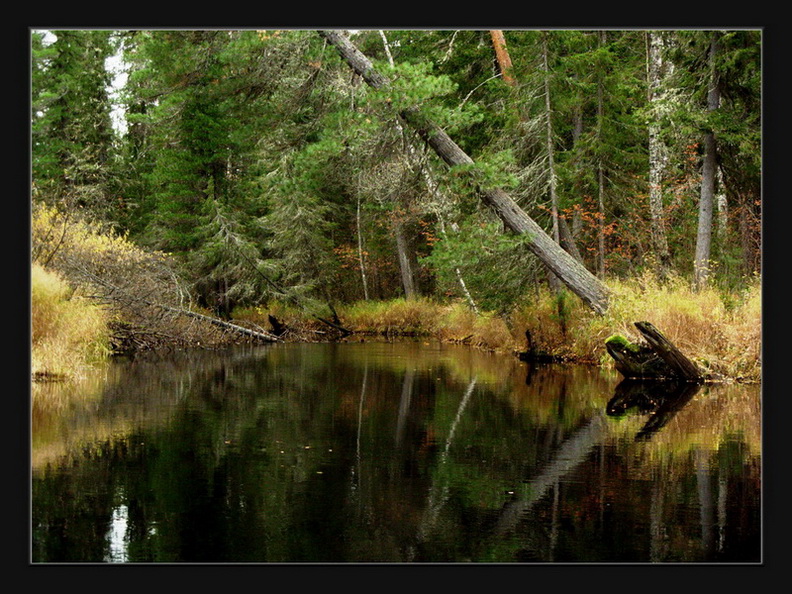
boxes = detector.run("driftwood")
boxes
[605,321,704,382]
[314,315,353,337]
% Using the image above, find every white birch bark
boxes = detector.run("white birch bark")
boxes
[647,32,671,267]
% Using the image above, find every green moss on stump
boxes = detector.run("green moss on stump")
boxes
[605,334,643,354]
[605,334,674,379]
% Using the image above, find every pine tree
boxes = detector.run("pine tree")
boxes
[31,30,116,215]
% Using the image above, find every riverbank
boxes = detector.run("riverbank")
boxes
[235,271,761,383]
[32,260,761,383]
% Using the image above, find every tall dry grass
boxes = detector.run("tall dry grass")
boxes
[236,273,761,382]
[510,271,762,381]
[31,263,111,380]
[338,298,514,351]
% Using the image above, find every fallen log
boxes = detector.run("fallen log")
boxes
[150,302,280,343]
[605,321,703,382]
[82,273,280,345]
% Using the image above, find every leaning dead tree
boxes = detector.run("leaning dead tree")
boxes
[318,30,611,315]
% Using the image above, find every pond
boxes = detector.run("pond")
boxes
[31,341,761,564]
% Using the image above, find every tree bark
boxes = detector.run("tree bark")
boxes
[377,30,419,301]
[633,321,703,381]
[542,32,563,292]
[394,220,417,299]
[646,32,671,269]
[379,29,477,311]
[542,32,560,247]
[441,220,480,314]
[356,192,370,300]
[318,30,611,315]
[489,30,515,86]
[596,31,607,279]
[694,32,721,291]
[605,321,705,382]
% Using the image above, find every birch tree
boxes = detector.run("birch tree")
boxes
[646,31,671,269]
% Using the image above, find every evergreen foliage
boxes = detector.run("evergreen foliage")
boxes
[30,29,762,319]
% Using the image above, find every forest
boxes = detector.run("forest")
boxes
[30,28,762,382]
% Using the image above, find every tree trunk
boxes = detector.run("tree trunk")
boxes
[646,32,671,269]
[318,30,611,315]
[441,219,480,314]
[605,321,705,381]
[542,32,563,293]
[394,220,417,299]
[634,321,703,381]
[558,216,584,263]
[596,31,607,279]
[694,32,721,291]
[542,33,560,247]
[489,30,515,86]
[377,30,419,301]
[356,192,370,300]
[715,168,728,245]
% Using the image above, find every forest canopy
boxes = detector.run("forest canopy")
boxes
[30,28,761,321]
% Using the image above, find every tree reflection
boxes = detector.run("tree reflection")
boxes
[606,380,701,441]
[32,343,760,563]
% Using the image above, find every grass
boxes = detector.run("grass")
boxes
[509,270,762,381]
[237,271,761,382]
[31,263,112,381]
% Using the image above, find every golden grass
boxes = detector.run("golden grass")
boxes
[237,273,762,382]
[510,271,762,381]
[31,263,111,380]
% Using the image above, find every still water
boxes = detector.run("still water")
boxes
[31,341,761,563]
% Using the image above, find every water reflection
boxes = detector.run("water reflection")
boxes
[31,342,761,563]
[606,380,701,441]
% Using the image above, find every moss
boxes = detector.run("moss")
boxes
[605,334,642,354]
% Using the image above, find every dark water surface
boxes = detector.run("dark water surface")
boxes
[31,341,761,563]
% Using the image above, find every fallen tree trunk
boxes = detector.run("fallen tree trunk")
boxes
[81,270,280,345]
[317,30,611,315]
[605,321,704,382]
[136,301,281,344]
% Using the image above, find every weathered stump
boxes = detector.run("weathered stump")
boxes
[605,321,704,382]
[268,314,288,337]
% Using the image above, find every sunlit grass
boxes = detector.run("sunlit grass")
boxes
[31,263,112,381]
[236,273,761,382]
[510,271,761,381]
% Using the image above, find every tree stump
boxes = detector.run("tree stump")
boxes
[605,321,704,382]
